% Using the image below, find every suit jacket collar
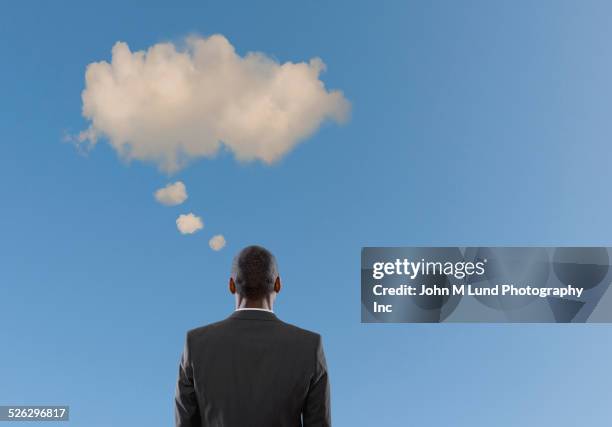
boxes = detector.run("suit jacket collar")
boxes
[229,310,279,322]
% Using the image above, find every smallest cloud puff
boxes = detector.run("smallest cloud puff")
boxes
[176,213,203,234]
[155,181,188,206]
[209,235,226,251]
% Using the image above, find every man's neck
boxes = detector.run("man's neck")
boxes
[236,299,273,311]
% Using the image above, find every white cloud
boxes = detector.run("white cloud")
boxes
[154,181,188,206]
[176,213,203,234]
[76,34,350,173]
[209,234,226,251]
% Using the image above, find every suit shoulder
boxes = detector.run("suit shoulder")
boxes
[186,319,228,340]
[278,320,322,342]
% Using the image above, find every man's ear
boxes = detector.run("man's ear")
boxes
[229,277,236,294]
[274,276,281,293]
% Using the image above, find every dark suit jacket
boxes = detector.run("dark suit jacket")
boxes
[175,310,330,427]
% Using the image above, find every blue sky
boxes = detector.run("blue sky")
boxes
[2,1,612,426]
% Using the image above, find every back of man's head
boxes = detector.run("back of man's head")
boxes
[231,245,279,299]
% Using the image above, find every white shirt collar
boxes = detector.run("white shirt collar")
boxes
[235,307,274,313]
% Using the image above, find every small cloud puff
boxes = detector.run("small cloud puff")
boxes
[209,234,226,251]
[176,213,203,234]
[154,181,188,206]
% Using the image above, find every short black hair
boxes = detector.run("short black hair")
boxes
[231,245,279,299]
